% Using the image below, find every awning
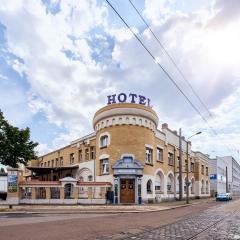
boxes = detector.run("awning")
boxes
[26,165,79,175]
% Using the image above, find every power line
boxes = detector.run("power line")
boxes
[105,0,236,156]
[128,0,213,119]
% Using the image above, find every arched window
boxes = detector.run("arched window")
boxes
[100,135,108,148]
[191,178,195,194]
[176,175,180,193]
[147,180,153,194]
[167,174,174,192]
[155,171,164,193]
[184,177,187,193]
[206,181,209,194]
[201,180,205,194]
[79,176,84,182]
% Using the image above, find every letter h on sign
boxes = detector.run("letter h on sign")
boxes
[107,94,116,104]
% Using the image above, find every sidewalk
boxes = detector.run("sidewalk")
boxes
[0,198,214,214]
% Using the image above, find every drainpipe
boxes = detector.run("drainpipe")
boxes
[173,147,176,200]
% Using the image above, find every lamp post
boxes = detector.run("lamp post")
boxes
[186,131,202,204]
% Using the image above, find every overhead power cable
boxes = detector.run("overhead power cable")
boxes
[128,0,213,118]
[105,0,236,156]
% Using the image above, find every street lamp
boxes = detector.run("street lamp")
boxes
[186,131,202,204]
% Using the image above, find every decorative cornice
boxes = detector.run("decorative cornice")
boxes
[94,114,157,133]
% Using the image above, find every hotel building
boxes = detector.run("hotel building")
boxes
[22,95,210,204]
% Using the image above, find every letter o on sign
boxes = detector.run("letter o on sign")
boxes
[118,93,127,103]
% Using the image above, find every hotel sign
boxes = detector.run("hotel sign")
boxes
[107,93,151,107]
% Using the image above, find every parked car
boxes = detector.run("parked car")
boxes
[226,193,232,200]
[216,193,231,201]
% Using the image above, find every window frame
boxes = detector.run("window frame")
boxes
[156,147,163,162]
[168,152,174,166]
[145,147,153,165]
[100,158,109,175]
[100,135,108,148]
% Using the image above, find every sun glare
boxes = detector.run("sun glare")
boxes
[205,24,240,68]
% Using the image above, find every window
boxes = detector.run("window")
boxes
[201,180,204,194]
[79,176,84,182]
[90,146,95,160]
[44,162,46,167]
[206,167,209,176]
[56,158,59,167]
[100,135,108,148]
[48,161,50,167]
[167,176,173,192]
[85,148,89,161]
[201,164,204,175]
[101,159,109,174]
[177,156,180,168]
[60,157,63,166]
[51,160,54,167]
[168,152,174,166]
[147,180,152,194]
[157,148,163,162]
[70,153,74,165]
[41,163,43,167]
[191,162,195,172]
[123,156,133,163]
[88,175,93,181]
[191,179,195,194]
[145,147,153,164]
[79,150,82,162]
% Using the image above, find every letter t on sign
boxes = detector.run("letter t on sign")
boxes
[129,93,138,104]
[107,94,116,105]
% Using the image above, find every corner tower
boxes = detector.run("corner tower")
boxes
[93,102,159,204]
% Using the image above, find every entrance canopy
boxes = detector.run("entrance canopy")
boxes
[112,156,144,176]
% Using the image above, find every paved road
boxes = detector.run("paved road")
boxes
[0,199,239,240]
[97,199,240,240]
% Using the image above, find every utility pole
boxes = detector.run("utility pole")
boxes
[185,131,202,204]
[186,141,189,204]
[226,166,228,193]
[179,128,183,201]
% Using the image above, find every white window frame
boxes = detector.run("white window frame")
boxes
[99,132,111,148]
[157,147,163,162]
[145,147,153,164]
[168,152,174,165]
[101,159,109,175]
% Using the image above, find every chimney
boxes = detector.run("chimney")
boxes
[162,123,168,129]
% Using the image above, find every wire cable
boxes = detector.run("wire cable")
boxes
[105,0,237,156]
[128,0,213,118]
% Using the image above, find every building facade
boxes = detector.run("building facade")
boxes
[25,98,210,204]
[209,156,240,196]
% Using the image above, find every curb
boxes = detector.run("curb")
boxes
[0,203,194,215]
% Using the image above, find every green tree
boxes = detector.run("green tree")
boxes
[0,110,38,168]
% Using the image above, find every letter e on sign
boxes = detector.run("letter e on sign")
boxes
[138,95,146,105]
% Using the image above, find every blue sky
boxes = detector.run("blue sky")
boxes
[0,0,240,162]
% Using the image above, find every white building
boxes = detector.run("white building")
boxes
[209,156,240,196]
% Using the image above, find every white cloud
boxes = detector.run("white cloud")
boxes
[0,0,239,158]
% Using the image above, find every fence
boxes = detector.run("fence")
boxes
[19,181,112,204]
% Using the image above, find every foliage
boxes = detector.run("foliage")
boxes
[0,110,38,168]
